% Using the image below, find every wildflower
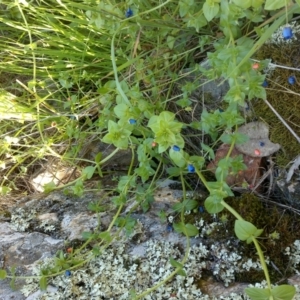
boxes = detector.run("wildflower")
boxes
[152,141,157,147]
[282,27,293,40]
[128,118,137,124]
[254,149,261,156]
[166,224,173,232]
[125,8,133,18]
[288,76,296,85]
[262,80,268,87]
[187,164,195,173]
[172,145,180,151]
[65,270,71,277]
[252,62,259,70]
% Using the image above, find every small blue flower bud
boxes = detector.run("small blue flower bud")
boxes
[288,76,296,85]
[128,118,137,124]
[166,224,173,232]
[125,8,133,18]
[187,164,195,173]
[259,141,265,147]
[199,206,205,213]
[282,27,293,40]
[65,270,71,277]
[172,145,180,151]
[262,80,268,87]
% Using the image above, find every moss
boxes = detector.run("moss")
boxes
[195,193,300,283]
[252,41,300,166]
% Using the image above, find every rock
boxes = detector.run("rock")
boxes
[207,144,264,189]
[235,121,280,158]
[1,183,300,299]
[30,142,135,193]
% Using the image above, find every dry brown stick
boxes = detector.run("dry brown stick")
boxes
[263,98,300,143]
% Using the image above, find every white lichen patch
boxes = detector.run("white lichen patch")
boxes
[285,240,300,275]
[19,236,300,299]
[21,240,208,299]
[10,207,36,232]
[38,220,56,232]
[268,21,300,45]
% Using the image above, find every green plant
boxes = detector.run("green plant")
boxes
[0,0,300,299]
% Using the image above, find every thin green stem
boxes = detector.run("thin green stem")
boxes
[252,237,272,290]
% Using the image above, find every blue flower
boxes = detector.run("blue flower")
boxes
[187,164,195,173]
[128,118,137,124]
[262,80,268,87]
[166,224,173,232]
[65,270,71,277]
[199,206,205,213]
[282,27,293,40]
[125,8,133,18]
[288,76,296,85]
[172,145,180,151]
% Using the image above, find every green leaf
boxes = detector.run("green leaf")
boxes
[271,285,296,300]
[170,257,183,269]
[95,152,102,163]
[102,120,132,149]
[264,0,285,10]
[167,167,181,177]
[232,0,251,9]
[114,103,130,119]
[0,269,7,279]
[234,220,263,243]
[173,222,184,234]
[205,194,224,213]
[203,1,219,22]
[245,287,271,300]
[82,231,94,240]
[220,132,249,145]
[201,143,215,160]
[43,182,56,193]
[169,148,186,168]
[82,166,95,180]
[39,276,47,291]
[98,231,112,243]
[184,223,199,236]
[169,257,186,276]
[182,199,198,211]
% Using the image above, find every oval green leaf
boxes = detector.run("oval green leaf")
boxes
[271,285,296,300]
[245,287,270,300]
[265,0,285,10]
[39,276,47,291]
[0,269,7,279]
[235,220,263,243]
[184,223,199,237]
[204,195,224,214]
